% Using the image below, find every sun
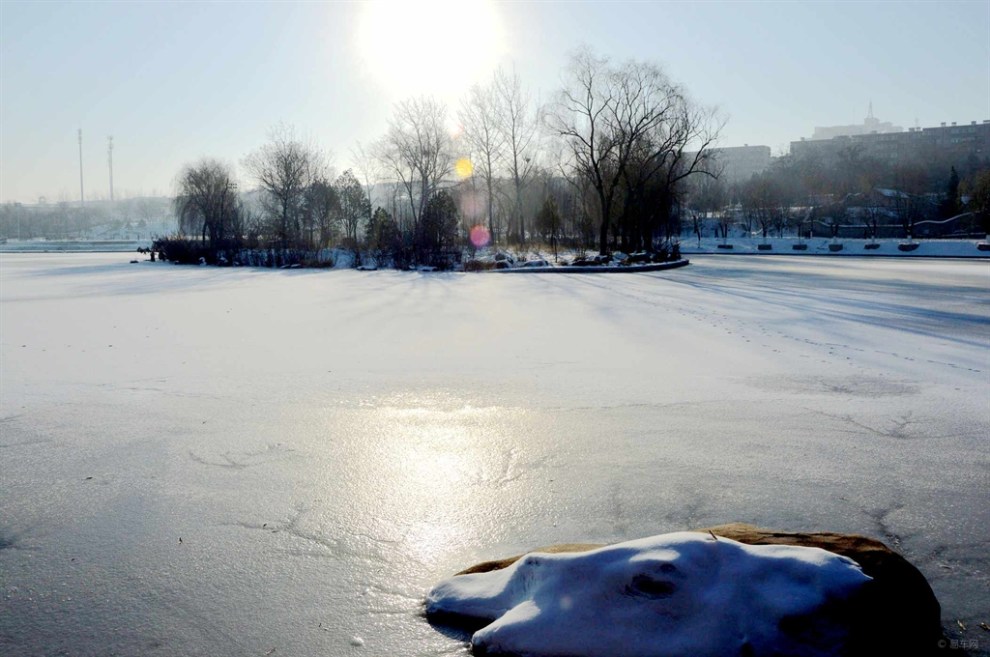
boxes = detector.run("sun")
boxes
[356,0,505,100]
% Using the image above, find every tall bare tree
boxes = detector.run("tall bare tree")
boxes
[376,97,453,231]
[624,99,723,250]
[459,79,506,245]
[547,49,625,254]
[547,48,721,254]
[494,67,538,244]
[244,124,329,248]
[350,141,381,223]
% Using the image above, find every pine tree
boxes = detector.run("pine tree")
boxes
[415,191,460,268]
[365,206,403,266]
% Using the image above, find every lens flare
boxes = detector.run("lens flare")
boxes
[455,157,474,178]
[469,225,491,248]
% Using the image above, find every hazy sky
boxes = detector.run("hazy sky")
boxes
[2,0,988,204]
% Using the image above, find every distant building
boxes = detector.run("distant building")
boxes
[700,145,772,184]
[811,104,902,140]
[791,119,990,165]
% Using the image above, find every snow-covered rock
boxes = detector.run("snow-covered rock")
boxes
[427,531,870,657]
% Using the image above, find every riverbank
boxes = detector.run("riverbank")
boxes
[680,237,989,258]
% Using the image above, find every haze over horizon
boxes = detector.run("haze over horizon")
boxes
[2,0,988,205]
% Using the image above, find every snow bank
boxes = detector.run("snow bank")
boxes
[681,237,988,258]
[427,532,869,657]
[492,259,690,274]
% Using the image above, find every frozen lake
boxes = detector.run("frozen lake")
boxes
[2,253,988,656]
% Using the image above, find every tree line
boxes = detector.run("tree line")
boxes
[0,197,171,241]
[162,46,990,267]
[162,48,723,267]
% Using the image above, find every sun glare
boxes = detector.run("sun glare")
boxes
[357,0,505,99]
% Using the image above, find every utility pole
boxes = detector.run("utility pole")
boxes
[78,129,84,205]
[107,136,114,202]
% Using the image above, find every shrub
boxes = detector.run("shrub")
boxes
[464,259,495,272]
[153,236,212,264]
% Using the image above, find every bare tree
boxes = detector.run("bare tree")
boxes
[174,158,240,248]
[687,175,727,245]
[244,124,329,249]
[459,79,505,245]
[350,141,381,223]
[548,49,649,254]
[376,97,453,231]
[890,163,928,240]
[740,174,787,243]
[494,67,538,244]
[547,48,721,254]
[631,100,723,249]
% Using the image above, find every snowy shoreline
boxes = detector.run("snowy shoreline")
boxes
[490,259,691,273]
[2,237,989,262]
[680,237,989,258]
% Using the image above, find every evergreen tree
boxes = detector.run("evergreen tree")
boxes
[365,206,403,266]
[415,190,460,268]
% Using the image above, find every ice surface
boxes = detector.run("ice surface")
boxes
[1,253,987,656]
[427,531,870,657]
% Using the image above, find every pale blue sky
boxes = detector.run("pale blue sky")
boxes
[2,0,988,204]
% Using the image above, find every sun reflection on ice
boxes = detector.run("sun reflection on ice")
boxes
[354,394,512,564]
